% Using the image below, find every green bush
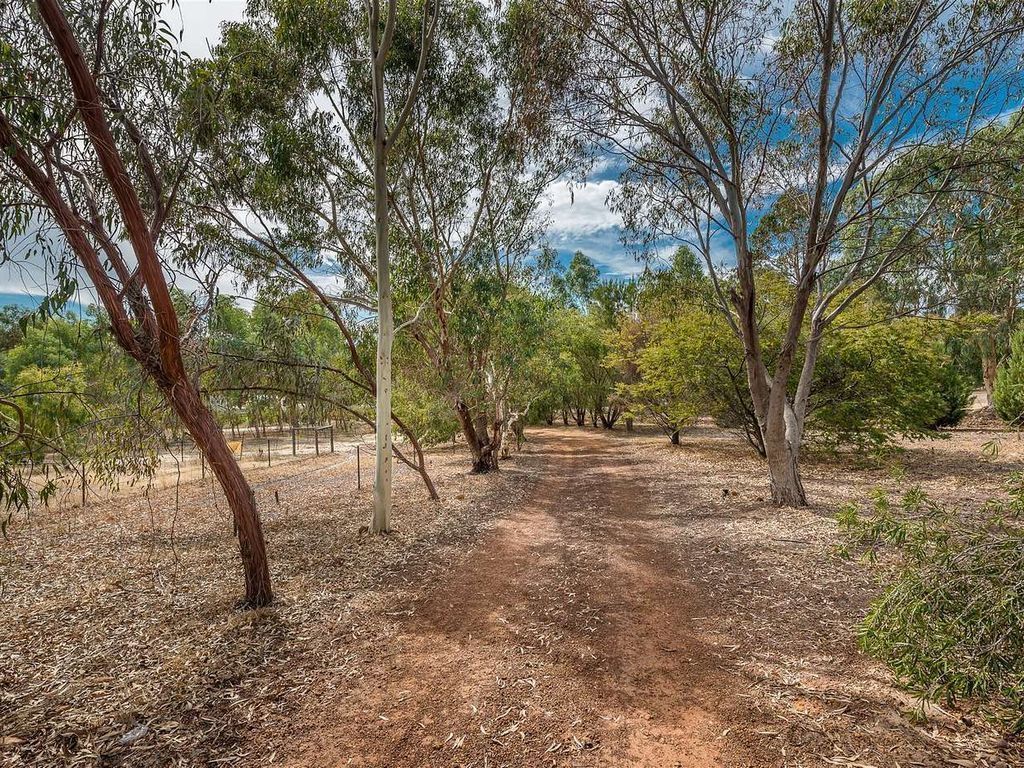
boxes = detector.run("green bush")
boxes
[995,328,1024,424]
[839,482,1024,731]
[930,363,972,429]
[812,318,966,451]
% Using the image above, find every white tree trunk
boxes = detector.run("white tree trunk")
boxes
[370,13,392,534]
[372,213,393,532]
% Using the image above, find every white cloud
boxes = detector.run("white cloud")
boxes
[542,179,621,237]
[162,0,246,59]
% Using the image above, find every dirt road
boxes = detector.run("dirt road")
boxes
[279,430,760,767]
[7,426,1017,766]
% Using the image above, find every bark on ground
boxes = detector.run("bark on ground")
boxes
[267,427,1021,767]
[3,426,1022,766]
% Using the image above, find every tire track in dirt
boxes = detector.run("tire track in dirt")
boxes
[279,429,758,767]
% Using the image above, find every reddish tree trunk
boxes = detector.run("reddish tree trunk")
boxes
[22,0,274,606]
[167,382,272,606]
[455,401,498,472]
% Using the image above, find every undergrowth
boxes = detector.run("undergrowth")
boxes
[838,476,1024,733]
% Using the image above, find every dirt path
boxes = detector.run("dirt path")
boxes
[278,430,760,767]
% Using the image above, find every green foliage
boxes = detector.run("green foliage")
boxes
[932,361,973,429]
[610,307,737,440]
[812,316,967,451]
[554,251,601,309]
[994,326,1024,424]
[610,260,967,452]
[840,482,1024,731]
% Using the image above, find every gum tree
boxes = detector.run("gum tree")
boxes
[0,0,272,605]
[385,0,579,471]
[575,0,1024,504]
[196,0,577,478]
[191,0,437,532]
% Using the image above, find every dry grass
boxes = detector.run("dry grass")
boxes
[614,421,1024,767]
[1,445,538,766]
[2,423,1023,767]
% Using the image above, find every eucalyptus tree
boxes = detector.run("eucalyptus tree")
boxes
[366,0,436,532]
[893,120,1024,405]
[574,0,1024,504]
[196,0,578,478]
[191,0,438,531]
[0,0,273,604]
[384,0,580,471]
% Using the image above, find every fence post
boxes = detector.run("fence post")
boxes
[180,439,185,461]
[292,427,297,456]
[201,453,205,479]
[315,428,320,456]
[81,464,87,508]
[267,438,272,467]
[356,445,361,490]
[330,424,335,453]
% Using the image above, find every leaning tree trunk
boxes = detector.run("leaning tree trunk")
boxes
[169,381,272,606]
[23,0,275,606]
[403,435,438,501]
[454,402,498,472]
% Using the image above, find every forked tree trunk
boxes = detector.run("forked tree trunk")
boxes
[454,402,498,472]
[168,382,272,605]
[600,405,620,429]
[766,443,806,506]
[762,412,807,506]
[670,429,680,445]
[735,283,815,507]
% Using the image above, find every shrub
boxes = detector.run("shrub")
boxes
[930,363,972,429]
[994,328,1024,424]
[812,319,964,452]
[839,482,1024,732]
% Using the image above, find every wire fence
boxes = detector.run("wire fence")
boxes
[18,426,374,511]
